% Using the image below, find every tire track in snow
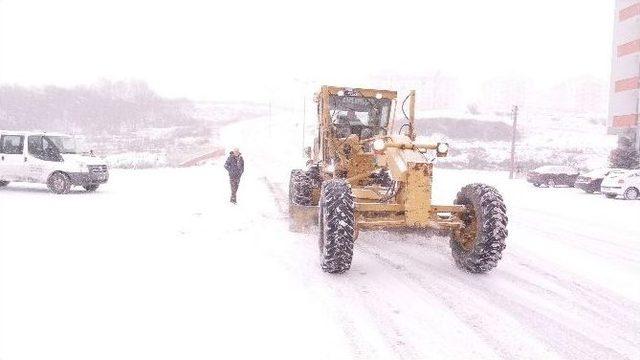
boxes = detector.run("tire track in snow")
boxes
[265,175,554,359]
[505,252,640,338]
[323,278,422,360]
[376,231,640,335]
[258,169,637,359]
[513,207,640,264]
[261,176,429,359]
[260,176,288,217]
[358,239,634,360]
[355,240,542,360]
[255,176,394,359]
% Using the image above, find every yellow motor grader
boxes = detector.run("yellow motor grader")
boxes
[289,85,508,274]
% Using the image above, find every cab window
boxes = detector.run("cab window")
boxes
[0,135,25,154]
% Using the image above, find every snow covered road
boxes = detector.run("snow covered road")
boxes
[1,116,639,359]
[1,165,638,360]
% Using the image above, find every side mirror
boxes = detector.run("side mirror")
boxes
[398,123,410,136]
[304,146,312,158]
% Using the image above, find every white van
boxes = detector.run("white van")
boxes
[601,169,640,200]
[0,131,109,194]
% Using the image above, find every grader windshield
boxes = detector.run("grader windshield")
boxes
[329,94,392,138]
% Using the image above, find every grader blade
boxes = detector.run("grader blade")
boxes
[288,204,318,232]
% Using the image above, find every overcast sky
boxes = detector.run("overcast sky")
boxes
[0,0,614,102]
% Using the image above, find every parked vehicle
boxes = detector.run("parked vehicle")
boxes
[601,169,640,200]
[0,130,109,194]
[574,168,612,193]
[526,165,579,187]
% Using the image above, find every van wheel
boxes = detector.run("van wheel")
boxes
[0,180,9,187]
[84,184,99,192]
[47,172,71,194]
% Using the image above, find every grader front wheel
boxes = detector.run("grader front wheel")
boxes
[450,184,508,273]
[318,179,355,274]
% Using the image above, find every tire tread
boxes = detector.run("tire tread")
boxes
[450,183,508,273]
[319,179,355,273]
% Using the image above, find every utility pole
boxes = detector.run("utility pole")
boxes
[302,95,306,153]
[268,101,272,137]
[509,105,519,179]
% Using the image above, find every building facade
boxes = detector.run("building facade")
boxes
[610,0,640,150]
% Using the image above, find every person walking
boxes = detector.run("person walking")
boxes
[224,148,244,204]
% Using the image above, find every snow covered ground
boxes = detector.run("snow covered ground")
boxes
[1,115,639,360]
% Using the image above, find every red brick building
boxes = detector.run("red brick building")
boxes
[610,0,640,149]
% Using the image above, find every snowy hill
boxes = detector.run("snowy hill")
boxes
[410,110,616,171]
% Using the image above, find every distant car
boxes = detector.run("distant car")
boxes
[527,165,579,187]
[600,169,640,200]
[574,168,612,193]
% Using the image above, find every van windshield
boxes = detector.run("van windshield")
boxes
[46,136,78,154]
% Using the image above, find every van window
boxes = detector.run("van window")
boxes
[0,135,25,154]
[28,135,62,161]
[28,136,44,156]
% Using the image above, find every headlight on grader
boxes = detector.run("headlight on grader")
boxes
[373,139,386,152]
[437,142,449,156]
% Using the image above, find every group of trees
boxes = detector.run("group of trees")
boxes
[609,136,640,169]
[0,81,197,135]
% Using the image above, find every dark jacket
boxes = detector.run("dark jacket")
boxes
[224,153,244,178]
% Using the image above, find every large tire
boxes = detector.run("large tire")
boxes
[47,172,71,194]
[450,184,508,273]
[84,184,99,192]
[0,180,9,187]
[318,179,355,274]
[289,170,313,206]
[605,193,617,199]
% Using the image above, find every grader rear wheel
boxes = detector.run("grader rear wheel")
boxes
[318,179,355,274]
[289,170,312,206]
[450,184,508,273]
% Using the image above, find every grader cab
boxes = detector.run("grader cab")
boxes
[289,85,508,274]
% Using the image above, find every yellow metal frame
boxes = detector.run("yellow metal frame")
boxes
[313,85,467,232]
